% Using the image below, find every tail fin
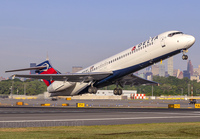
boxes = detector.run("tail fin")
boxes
[36,60,60,86]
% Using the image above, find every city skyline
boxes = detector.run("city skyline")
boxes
[1,1,200,78]
[135,58,200,83]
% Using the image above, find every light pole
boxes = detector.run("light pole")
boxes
[188,84,190,96]
[191,84,193,96]
[181,88,183,96]
[24,83,26,96]
[10,81,14,99]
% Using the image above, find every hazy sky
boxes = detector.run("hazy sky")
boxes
[1,0,200,78]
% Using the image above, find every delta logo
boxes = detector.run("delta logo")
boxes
[131,46,136,51]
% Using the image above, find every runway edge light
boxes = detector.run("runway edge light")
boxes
[62,103,69,106]
[41,103,51,106]
[66,97,71,101]
[16,102,24,106]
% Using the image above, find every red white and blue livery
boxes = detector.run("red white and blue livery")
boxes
[6,31,195,96]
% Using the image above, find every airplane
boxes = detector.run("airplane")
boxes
[6,31,195,97]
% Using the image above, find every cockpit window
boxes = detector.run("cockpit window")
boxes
[168,32,183,37]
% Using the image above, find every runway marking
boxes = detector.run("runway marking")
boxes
[148,112,200,116]
[121,112,200,116]
[0,115,200,123]
[0,111,85,114]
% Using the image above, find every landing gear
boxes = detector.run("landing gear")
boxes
[182,54,188,60]
[113,82,123,95]
[182,50,188,60]
[113,88,122,95]
[88,86,97,94]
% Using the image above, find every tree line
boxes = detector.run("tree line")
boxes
[1,76,200,96]
[0,79,46,95]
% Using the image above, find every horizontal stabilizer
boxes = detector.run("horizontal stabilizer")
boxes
[5,66,47,73]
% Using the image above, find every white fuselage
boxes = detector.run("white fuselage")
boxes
[48,31,195,96]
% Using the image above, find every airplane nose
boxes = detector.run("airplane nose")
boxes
[187,35,195,46]
[183,35,195,49]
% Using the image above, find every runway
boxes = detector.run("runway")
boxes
[0,107,199,128]
[0,98,198,108]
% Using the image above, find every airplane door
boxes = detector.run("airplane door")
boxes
[160,37,166,48]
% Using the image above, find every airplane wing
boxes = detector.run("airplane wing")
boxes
[117,74,158,87]
[13,72,113,83]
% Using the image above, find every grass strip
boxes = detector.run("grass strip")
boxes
[0,122,199,139]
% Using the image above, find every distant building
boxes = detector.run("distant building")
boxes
[9,76,26,81]
[30,63,36,74]
[190,75,200,82]
[0,76,6,81]
[145,72,153,80]
[168,57,173,76]
[165,71,169,77]
[145,67,151,72]
[198,65,200,75]
[173,69,178,77]
[183,70,190,79]
[159,63,165,77]
[187,60,194,76]
[72,66,83,73]
[193,69,199,76]
[177,71,183,79]
[147,74,153,81]
[193,66,200,76]
[152,65,159,76]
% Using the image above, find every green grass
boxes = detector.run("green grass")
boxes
[0,122,200,139]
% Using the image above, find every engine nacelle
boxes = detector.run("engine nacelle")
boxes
[47,81,75,93]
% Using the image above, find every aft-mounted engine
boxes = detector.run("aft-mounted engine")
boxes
[47,81,76,93]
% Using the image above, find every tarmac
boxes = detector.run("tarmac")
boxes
[0,107,199,128]
[0,98,199,108]
[0,98,199,128]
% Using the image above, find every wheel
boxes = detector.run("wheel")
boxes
[182,55,188,60]
[88,87,97,94]
[88,87,93,93]
[118,89,123,95]
[113,88,118,95]
[113,88,123,95]
[185,55,188,60]
[93,87,97,94]
[182,55,185,60]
